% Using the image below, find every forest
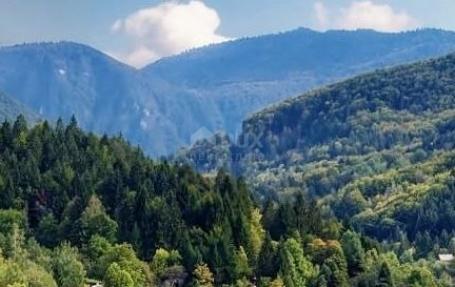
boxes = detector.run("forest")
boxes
[167,52,455,286]
[0,115,452,286]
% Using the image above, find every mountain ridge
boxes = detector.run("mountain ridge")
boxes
[3,28,455,155]
[177,51,455,201]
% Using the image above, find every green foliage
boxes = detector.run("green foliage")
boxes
[0,210,25,236]
[309,239,350,287]
[279,237,315,287]
[103,263,134,287]
[193,263,214,287]
[247,208,266,261]
[80,195,118,244]
[53,243,86,287]
[98,243,154,286]
[0,116,260,285]
[150,248,182,279]
[341,231,365,276]
[377,261,395,287]
[173,52,455,283]
[233,246,252,280]
[0,255,57,287]
[180,52,455,244]
[36,213,59,248]
[257,234,279,278]
[0,112,452,286]
[267,276,284,287]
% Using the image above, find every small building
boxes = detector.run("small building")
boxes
[438,253,454,263]
[85,279,103,287]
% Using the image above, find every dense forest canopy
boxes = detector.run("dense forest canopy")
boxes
[0,115,450,286]
[178,51,455,205]
[171,52,455,286]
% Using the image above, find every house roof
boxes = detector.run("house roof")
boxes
[438,254,454,262]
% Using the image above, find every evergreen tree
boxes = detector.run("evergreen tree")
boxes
[257,233,279,278]
[80,195,118,244]
[376,262,395,287]
[233,246,252,280]
[279,237,315,287]
[36,213,59,248]
[341,231,365,276]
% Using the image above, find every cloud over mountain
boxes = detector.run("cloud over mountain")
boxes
[314,1,418,32]
[111,0,229,67]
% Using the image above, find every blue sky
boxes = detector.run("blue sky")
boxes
[1,0,454,67]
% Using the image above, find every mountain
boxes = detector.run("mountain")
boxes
[0,42,139,135]
[144,28,455,141]
[3,29,455,155]
[177,51,455,203]
[4,36,455,287]
[0,91,38,122]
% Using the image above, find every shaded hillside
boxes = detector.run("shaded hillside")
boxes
[0,91,38,122]
[3,29,455,155]
[0,42,139,137]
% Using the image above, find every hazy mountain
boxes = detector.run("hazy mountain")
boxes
[0,42,221,155]
[144,28,455,140]
[0,42,139,133]
[3,28,455,155]
[0,91,38,123]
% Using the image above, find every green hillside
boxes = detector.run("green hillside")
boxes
[177,52,455,256]
[0,115,449,286]
[179,52,455,199]
[333,150,455,241]
[242,52,455,161]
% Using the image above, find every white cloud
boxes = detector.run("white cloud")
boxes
[111,0,229,68]
[313,1,418,32]
[314,2,329,30]
[338,1,417,32]
[121,46,158,68]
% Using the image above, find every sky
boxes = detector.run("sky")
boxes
[1,0,454,67]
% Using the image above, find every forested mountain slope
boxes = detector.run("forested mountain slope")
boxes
[3,29,455,155]
[178,52,455,203]
[0,116,451,287]
[144,28,455,150]
[174,52,455,282]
